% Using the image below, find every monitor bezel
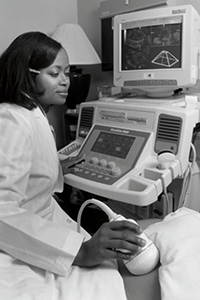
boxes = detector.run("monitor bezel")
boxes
[113,5,200,97]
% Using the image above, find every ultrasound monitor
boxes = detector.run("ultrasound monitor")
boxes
[113,5,200,98]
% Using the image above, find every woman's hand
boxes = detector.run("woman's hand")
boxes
[73,220,146,268]
[60,154,85,175]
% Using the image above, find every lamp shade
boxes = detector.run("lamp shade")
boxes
[52,24,101,110]
[52,23,101,65]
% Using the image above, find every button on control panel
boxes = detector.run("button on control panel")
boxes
[75,158,122,185]
[80,157,122,178]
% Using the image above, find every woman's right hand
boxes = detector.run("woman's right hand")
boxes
[73,220,146,268]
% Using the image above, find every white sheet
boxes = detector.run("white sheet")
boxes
[0,251,127,300]
[145,207,200,300]
[0,202,127,300]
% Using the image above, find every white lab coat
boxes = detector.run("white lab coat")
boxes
[0,103,85,275]
[0,103,127,300]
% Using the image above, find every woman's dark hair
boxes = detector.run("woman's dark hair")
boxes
[0,31,63,110]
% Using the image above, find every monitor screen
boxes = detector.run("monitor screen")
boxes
[114,5,200,98]
[91,132,135,159]
[121,18,182,70]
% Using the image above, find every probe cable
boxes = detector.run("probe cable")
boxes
[77,198,118,233]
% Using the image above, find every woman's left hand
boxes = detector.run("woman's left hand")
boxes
[60,154,85,175]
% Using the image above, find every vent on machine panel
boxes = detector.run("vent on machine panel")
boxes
[78,106,94,138]
[155,114,182,154]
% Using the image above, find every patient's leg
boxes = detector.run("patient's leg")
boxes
[118,218,162,300]
[118,260,161,300]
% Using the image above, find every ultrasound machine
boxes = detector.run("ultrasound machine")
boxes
[59,5,200,219]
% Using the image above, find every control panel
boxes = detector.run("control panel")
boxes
[71,124,150,185]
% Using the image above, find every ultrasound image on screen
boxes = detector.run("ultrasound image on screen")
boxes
[91,132,135,159]
[122,22,182,70]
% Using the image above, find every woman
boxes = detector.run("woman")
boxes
[0,31,145,299]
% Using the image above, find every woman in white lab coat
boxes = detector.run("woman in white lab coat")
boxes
[0,32,145,300]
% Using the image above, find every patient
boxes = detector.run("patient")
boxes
[0,31,146,300]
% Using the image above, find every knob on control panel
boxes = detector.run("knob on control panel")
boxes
[110,166,121,176]
[108,161,116,169]
[90,157,99,164]
[99,158,107,167]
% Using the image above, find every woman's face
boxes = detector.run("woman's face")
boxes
[35,48,70,110]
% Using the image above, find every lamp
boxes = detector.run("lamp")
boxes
[52,24,101,110]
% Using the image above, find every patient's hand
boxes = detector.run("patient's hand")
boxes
[61,154,85,175]
[73,220,146,268]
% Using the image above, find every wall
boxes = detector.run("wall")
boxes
[0,0,78,54]
[176,0,200,12]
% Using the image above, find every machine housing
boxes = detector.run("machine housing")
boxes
[60,95,200,207]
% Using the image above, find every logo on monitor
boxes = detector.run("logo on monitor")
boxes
[172,9,186,15]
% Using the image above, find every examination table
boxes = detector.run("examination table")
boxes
[119,208,200,300]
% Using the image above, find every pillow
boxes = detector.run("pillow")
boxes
[144,208,200,300]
